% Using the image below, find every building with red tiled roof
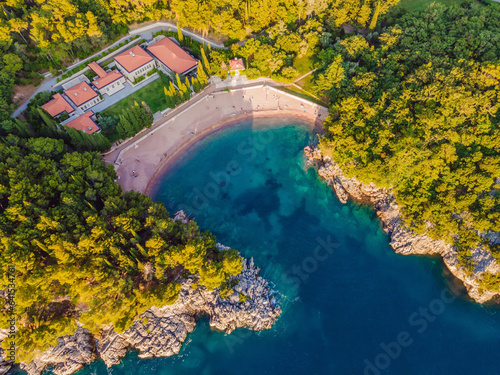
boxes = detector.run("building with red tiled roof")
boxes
[88,61,126,96]
[41,93,75,118]
[64,81,102,111]
[93,70,126,94]
[65,111,100,134]
[147,37,198,75]
[229,58,245,71]
[88,61,107,78]
[114,45,155,82]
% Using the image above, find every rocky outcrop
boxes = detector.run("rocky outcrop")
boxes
[304,145,500,303]
[19,257,280,375]
[21,328,97,375]
[0,330,12,375]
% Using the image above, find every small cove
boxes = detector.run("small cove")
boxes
[72,119,500,375]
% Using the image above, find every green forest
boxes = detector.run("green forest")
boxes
[0,0,499,365]
[317,2,500,273]
[0,136,243,362]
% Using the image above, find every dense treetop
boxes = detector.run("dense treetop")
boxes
[317,2,500,269]
[0,136,243,362]
[1,0,500,364]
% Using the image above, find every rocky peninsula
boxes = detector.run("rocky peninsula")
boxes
[304,145,500,303]
[2,209,280,375]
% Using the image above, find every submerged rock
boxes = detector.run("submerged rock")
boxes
[19,257,281,375]
[304,145,500,303]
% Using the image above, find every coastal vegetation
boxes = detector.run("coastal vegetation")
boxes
[1,0,500,367]
[317,2,500,270]
[0,136,243,362]
[115,101,154,139]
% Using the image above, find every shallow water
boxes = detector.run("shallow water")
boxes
[68,120,500,375]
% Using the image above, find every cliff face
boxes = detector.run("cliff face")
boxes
[304,146,500,303]
[17,256,280,375]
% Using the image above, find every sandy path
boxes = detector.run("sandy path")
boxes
[106,84,329,196]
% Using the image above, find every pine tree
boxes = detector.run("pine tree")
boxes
[127,107,143,133]
[369,2,381,30]
[118,114,135,137]
[138,104,154,128]
[192,77,201,93]
[201,49,210,74]
[13,119,33,138]
[168,81,180,105]
[177,24,184,42]
[37,107,60,137]
[66,126,86,151]
[164,86,174,108]
[141,101,152,118]
[176,73,183,90]
[116,116,128,139]
[196,64,208,86]
[37,109,55,128]
[94,132,111,151]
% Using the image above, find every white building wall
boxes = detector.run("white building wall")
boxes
[156,60,173,76]
[78,96,103,112]
[116,61,155,83]
[98,76,126,96]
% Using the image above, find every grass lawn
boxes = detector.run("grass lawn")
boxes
[102,78,168,117]
[296,74,316,93]
[293,53,316,75]
[276,86,328,107]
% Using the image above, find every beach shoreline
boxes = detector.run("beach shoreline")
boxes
[105,83,329,196]
[146,110,324,197]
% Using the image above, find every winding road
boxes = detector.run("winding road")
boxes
[12,22,226,118]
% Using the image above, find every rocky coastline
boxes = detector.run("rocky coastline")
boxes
[3,212,281,375]
[304,145,500,304]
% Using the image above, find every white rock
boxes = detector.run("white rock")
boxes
[20,258,281,375]
[304,145,500,303]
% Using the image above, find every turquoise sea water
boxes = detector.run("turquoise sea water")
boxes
[73,120,500,375]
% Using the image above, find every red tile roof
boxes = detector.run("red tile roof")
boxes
[65,111,100,134]
[93,69,124,89]
[88,61,107,78]
[64,82,98,106]
[41,93,74,117]
[147,38,198,74]
[229,58,245,71]
[114,45,153,73]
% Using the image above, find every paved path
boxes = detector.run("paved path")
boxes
[12,22,225,118]
[103,76,269,161]
[91,74,160,114]
[103,77,329,195]
[294,68,317,83]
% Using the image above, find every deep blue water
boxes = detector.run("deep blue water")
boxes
[74,120,500,375]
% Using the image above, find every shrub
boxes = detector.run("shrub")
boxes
[133,76,146,85]
[245,68,261,79]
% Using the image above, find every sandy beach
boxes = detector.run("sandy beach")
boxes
[103,82,329,196]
